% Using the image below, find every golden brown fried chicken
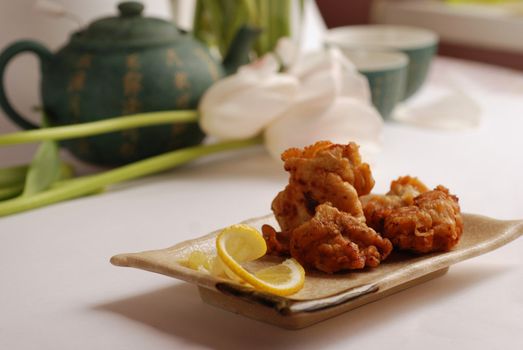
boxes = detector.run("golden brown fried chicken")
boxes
[361,176,429,232]
[261,224,290,256]
[289,204,392,273]
[383,185,463,253]
[360,194,402,234]
[389,176,429,204]
[264,141,463,273]
[272,141,374,232]
[361,177,462,253]
[282,141,375,196]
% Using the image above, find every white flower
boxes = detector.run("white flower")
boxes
[199,54,299,139]
[199,39,383,160]
[264,47,381,159]
[288,48,371,107]
[265,97,383,160]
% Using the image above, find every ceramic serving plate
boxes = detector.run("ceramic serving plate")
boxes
[111,213,522,329]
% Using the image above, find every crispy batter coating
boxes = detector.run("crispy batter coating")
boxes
[273,141,374,232]
[265,141,464,274]
[282,141,375,196]
[361,176,429,232]
[289,204,392,273]
[383,186,463,253]
[261,224,290,256]
[389,176,429,204]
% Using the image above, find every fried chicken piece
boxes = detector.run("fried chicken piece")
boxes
[361,176,429,232]
[282,141,375,196]
[288,204,392,273]
[360,194,402,234]
[383,185,463,253]
[273,173,363,231]
[361,177,462,253]
[272,141,374,232]
[261,224,290,256]
[388,176,429,205]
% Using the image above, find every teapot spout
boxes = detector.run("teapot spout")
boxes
[222,25,261,75]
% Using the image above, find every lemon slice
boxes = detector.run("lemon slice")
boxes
[216,225,305,296]
[252,258,305,296]
[216,224,267,262]
[183,251,212,271]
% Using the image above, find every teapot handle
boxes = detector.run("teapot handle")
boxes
[0,40,53,130]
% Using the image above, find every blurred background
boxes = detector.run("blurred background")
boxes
[317,0,523,70]
[1,0,522,164]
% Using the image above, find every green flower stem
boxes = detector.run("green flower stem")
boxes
[0,137,261,217]
[0,110,198,147]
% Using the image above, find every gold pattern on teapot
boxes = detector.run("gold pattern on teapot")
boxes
[122,98,142,114]
[68,71,86,92]
[126,54,140,69]
[174,72,189,90]
[166,49,183,66]
[194,47,220,81]
[173,69,191,108]
[68,54,92,120]
[123,54,143,115]
[176,93,190,108]
[76,54,92,69]
[124,71,142,96]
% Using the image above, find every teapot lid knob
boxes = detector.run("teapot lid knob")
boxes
[70,0,180,50]
[118,1,144,17]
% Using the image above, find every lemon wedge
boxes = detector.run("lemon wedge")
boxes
[216,225,305,296]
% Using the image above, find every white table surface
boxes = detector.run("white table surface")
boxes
[0,57,522,349]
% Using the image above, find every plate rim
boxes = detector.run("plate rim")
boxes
[111,213,523,316]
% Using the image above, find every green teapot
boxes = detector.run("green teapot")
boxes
[0,1,259,165]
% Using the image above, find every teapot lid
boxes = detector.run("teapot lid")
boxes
[70,1,180,50]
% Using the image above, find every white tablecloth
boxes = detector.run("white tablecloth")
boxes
[0,57,522,349]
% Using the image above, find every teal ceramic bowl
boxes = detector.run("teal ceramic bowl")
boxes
[325,25,438,99]
[342,50,408,119]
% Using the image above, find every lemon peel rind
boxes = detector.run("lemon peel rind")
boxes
[216,224,305,296]
[217,224,267,261]
[218,248,305,296]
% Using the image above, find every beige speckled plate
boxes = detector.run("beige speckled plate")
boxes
[111,214,522,329]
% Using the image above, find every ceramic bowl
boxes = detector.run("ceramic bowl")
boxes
[342,50,408,119]
[325,25,438,99]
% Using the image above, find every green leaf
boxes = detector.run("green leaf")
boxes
[0,164,28,187]
[0,137,261,217]
[0,183,24,201]
[22,140,62,197]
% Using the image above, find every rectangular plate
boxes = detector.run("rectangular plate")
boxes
[111,214,522,329]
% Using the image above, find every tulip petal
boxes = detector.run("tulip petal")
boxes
[289,48,371,109]
[200,74,299,139]
[264,97,383,160]
[201,54,282,111]
[334,50,371,102]
[238,53,281,78]
[275,37,299,69]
